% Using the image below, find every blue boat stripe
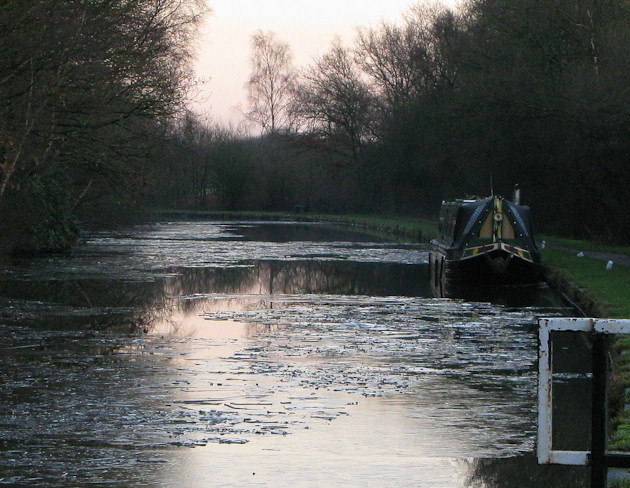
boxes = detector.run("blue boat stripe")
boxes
[462,204,487,238]
[506,202,529,238]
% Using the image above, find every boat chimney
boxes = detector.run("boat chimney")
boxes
[513,184,521,205]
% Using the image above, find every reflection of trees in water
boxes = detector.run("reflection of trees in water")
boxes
[164,260,429,298]
[163,261,346,298]
[72,281,176,334]
[135,260,430,333]
[462,454,588,488]
[0,278,167,332]
[433,280,567,310]
[0,260,428,333]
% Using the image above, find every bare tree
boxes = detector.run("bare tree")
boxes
[0,0,206,203]
[0,0,206,252]
[293,39,373,164]
[355,1,460,115]
[246,30,296,134]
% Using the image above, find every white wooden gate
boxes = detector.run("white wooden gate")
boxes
[538,318,630,488]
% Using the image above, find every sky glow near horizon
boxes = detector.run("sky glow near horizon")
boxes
[192,0,459,129]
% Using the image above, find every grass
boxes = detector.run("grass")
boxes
[540,248,630,318]
[308,213,438,241]
[609,335,630,454]
[540,234,630,256]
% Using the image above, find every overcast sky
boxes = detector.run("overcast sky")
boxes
[191,0,458,128]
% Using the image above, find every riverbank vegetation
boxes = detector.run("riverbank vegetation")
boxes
[146,0,630,242]
[0,0,206,254]
[3,0,630,255]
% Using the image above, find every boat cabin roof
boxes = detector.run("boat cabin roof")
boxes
[437,196,537,251]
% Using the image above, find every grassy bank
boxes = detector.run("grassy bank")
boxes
[540,247,630,318]
[306,213,437,242]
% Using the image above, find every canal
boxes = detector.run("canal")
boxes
[0,220,590,486]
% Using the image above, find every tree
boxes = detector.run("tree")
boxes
[246,30,296,134]
[449,0,630,239]
[355,2,460,118]
[351,4,464,214]
[0,0,205,199]
[293,39,374,165]
[0,0,206,252]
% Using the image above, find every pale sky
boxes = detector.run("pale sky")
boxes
[192,0,458,128]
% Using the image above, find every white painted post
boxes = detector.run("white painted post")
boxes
[537,319,552,464]
[538,318,593,466]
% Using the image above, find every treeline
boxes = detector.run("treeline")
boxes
[0,0,204,253]
[153,0,630,243]
[3,0,630,254]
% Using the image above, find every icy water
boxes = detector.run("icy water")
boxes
[0,221,590,487]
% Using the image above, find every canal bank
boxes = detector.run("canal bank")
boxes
[539,241,630,319]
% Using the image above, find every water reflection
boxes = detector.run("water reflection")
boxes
[430,269,566,312]
[221,221,392,243]
[0,221,587,487]
[463,455,589,488]
[167,260,430,298]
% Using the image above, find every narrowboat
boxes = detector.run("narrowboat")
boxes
[429,192,542,296]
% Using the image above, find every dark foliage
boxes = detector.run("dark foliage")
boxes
[0,0,204,253]
[5,0,630,250]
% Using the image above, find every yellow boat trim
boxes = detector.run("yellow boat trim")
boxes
[461,243,499,259]
[461,242,533,262]
[500,242,533,262]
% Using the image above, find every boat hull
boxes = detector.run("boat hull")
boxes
[430,247,543,297]
[430,194,542,297]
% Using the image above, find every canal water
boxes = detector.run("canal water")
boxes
[0,221,590,487]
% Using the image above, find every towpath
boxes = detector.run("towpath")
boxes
[542,242,630,268]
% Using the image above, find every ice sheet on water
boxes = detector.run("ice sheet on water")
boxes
[193,292,549,456]
[0,221,428,282]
